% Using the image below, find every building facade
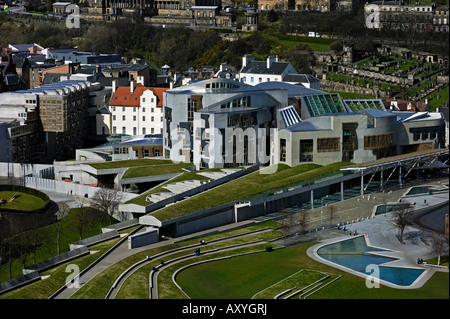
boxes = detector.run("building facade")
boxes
[163,78,286,168]
[109,81,168,136]
[0,80,103,163]
[365,1,448,33]
[238,55,320,89]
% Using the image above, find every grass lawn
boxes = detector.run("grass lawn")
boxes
[176,244,449,299]
[70,221,281,299]
[0,238,123,299]
[125,167,241,206]
[150,162,350,221]
[122,162,193,179]
[421,85,449,111]
[0,191,47,212]
[0,207,118,284]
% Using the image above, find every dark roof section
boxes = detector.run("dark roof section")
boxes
[240,61,291,75]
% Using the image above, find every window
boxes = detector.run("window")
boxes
[122,127,126,134]
[299,140,313,162]
[151,116,154,122]
[113,115,116,120]
[122,115,126,121]
[133,127,137,135]
[142,116,146,121]
[280,139,286,162]
[317,138,339,152]
[133,115,136,121]
[142,127,146,134]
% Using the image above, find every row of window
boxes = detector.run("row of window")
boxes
[112,115,162,122]
[241,76,280,83]
[112,126,163,135]
[110,106,158,112]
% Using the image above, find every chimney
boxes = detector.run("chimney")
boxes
[130,80,136,93]
[267,55,278,69]
[220,63,228,72]
[112,79,118,93]
[242,54,254,69]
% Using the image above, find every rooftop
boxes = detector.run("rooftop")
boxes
[110,84,168,107]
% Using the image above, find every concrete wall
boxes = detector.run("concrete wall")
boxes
[69,230,120,250]
[128,227,159,249]
[0,162,54,178]
[24,176,138,202]
[176,205,235,237]
[0,271,40,296]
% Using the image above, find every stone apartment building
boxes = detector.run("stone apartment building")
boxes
[0,80,103,163]
[365,1,448,33]
[83,0,236,27]
[258,0,333,11]
[109,80,168,136]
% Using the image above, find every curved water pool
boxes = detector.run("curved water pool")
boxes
[317,236,425,287]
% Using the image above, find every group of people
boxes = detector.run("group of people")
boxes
[337,223,359,236]
[417,258,424,264]
[194,239,207,256]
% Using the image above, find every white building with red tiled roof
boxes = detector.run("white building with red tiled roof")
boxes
[109,80,168,136]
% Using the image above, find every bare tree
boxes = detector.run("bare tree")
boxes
[90,188,124,226]
[74,196,90,241]
[297,209,309,236]
[52,203,70,255]
[391,203,414,241]
[326,204,337,227]
[430,232,449,266]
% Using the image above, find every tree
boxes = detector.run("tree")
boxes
[430,232,449,266]
[391,203,414,241]
[326,204,337,227]
[52,203,70,255]
[90,188,124,226]
[297,209,309,236]
[74,196,91,241]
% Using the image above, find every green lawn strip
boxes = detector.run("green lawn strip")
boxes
[253,269,330,299]
[122,162,193,179]
[175,243,449,299]
[158,243,274,299]
[88,158,174,170]
[70,221,282,299]
[425,255,449,267]
[0,191,47,211]
[151,162,350,221]
[0,238,122,299]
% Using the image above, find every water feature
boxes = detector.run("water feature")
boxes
[317,236,425,287]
